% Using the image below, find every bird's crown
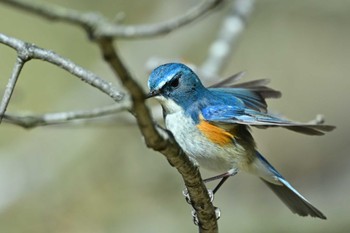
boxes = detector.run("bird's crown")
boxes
[148,63,203,93]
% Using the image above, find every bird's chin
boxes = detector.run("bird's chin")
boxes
[155,96,182,113]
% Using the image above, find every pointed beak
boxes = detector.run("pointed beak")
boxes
[145,90,159,99]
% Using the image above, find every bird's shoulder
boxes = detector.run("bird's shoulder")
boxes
[183,89,242,122]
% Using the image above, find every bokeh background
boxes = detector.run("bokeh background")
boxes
[0,0,349,232]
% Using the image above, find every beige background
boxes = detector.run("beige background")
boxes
[0,0,349,232]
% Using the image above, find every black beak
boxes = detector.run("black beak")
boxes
[145,91,159,99]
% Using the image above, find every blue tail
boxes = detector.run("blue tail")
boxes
[256,152,326,219]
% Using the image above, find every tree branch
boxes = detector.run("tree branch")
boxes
[145,0,256,84]
[0,57,24,123]
[3,102,130,128]
[0,33,124,125]
[96,38,218,233]
[1,33,123,101]
[200,0,255,80]
[0,0,225,39]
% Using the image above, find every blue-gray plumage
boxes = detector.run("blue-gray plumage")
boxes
[147,63,335,219]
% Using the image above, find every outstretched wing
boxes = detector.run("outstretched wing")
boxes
[209,72,281,113]
[201,105,335,135]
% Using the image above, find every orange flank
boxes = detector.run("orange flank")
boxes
[197,120,234,146]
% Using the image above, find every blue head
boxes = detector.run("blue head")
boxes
[147,63,207,113]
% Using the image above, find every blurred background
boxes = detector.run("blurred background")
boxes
[0,0,349,232]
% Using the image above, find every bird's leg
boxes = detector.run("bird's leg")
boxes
[204,168,238,194]
[212,176,229,194]
[203,172,230,183]
[182,168,237,225]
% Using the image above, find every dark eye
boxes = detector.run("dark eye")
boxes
[169,77,179,88]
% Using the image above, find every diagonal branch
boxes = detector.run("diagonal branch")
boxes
[0,57,25,123]
[0,33,123,101]
[200,0,255,80]
[0,0,225,39]
[145,0,256,84]
[96,38,218,233]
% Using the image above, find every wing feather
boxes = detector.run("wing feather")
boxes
[208,72,281,113]
[202,105,335,135]
[204,72,334,135]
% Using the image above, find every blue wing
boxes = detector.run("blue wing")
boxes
[201,105,334,135]
[208,72,281,113]
[210,88,274,113]
[203,72,334,135]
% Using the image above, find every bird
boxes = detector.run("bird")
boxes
[146,63,335,219]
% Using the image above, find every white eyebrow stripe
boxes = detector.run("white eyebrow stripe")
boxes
[154,74,174,90]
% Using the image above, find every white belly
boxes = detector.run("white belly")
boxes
[165,110,250,173]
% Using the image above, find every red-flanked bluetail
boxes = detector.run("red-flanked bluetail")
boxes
[147,63,335,219]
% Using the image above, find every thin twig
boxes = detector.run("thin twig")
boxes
[0,33,124,102]
[0,0,225,39]
[200,0,255,79]
[0,57,25,123]
[96,38,218,233]
[3,102,130,128]
[145,0,256,82]
[97,0,225,38]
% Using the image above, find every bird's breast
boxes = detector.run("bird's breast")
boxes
[165,110,252,172]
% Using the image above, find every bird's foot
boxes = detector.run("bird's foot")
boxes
[182,188,220,225]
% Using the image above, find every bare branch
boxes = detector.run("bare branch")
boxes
[144,0,256,83]
[0,57,24,123]
[0,0,225,39]
[96,38,218,233]
[0,0,91,27]
[96,0,226,38]
[200,0,255,79]
[0,33,124,101]
[3,102,130,128]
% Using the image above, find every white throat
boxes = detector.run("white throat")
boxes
[155,95,183,114]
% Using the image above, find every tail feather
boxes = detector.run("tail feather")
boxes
[261,178,327,219]
[254,152,326,219]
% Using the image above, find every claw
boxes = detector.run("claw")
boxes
[183,188,215,204]
[208,189,214,202]
[191,209,199,225]
[183,188,220,225]
[182,188,192,204]
[214,206,221,220]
